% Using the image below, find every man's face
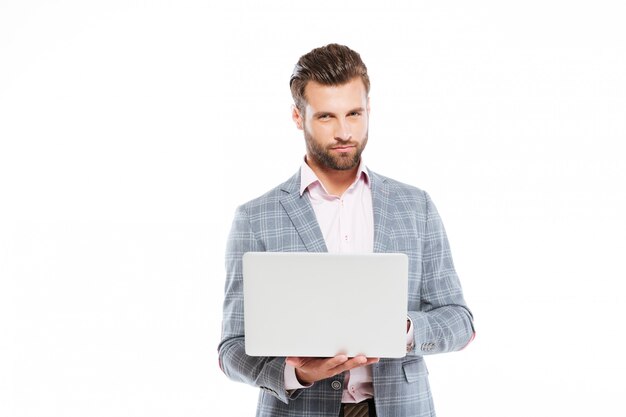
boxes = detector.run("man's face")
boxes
[293,77,370,171]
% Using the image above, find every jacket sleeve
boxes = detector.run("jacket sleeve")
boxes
[217,205,297,404]
[407,191,475,355]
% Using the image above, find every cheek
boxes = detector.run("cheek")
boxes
[352,120,368,137]
[307,123,332,139]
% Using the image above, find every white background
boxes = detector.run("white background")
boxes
[1,1,625,416]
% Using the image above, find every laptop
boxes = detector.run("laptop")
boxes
[243,252,408,358]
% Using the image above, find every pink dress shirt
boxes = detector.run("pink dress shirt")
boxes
[283,158,414,403]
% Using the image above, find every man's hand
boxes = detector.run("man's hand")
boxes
[285,355,380,386]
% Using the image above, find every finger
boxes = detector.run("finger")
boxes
[330,355,368,373]
[320,355,349,371]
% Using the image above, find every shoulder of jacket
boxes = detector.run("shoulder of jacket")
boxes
[237,171,299,213]
[369,170,429,203]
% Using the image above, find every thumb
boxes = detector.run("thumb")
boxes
[285,357,304,368]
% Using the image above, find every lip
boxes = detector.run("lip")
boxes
[330,145,356,152]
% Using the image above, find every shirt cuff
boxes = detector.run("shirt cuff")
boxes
[284,363,314,390]
[406,317,415,352]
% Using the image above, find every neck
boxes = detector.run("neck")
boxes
[305,157,360,196]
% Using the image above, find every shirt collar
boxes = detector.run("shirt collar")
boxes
[299,157,371,196]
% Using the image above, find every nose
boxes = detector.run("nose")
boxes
[334,118,352,142]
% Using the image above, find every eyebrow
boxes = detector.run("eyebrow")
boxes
[312,107,366,118]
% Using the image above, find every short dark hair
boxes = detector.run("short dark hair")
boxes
[289,43,370,112]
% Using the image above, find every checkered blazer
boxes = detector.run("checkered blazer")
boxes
[219,169,474,417]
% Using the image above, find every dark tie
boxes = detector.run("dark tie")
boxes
[342,402,370,417]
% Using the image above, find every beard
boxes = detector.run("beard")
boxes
[304,129,368,171]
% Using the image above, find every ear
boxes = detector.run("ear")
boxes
[367,96,371,115]
[291,104,304,130]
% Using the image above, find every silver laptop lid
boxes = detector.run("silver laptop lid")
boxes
[243,252,408,358]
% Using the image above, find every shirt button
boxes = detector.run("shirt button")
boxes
[331,380,342,390]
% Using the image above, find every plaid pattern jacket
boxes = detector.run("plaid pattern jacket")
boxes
[218,169,475,417]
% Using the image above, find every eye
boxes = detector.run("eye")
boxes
[318,114,331,120]
[349,111,361,117]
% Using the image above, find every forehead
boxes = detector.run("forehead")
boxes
[303,77,368,112]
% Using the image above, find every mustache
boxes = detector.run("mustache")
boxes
[328,140,359,148]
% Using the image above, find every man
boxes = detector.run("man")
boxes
[218,43,475,417]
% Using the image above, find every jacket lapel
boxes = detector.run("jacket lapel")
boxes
[278,169,394,253]
[370,171,394,253]
[279,171,328,253]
